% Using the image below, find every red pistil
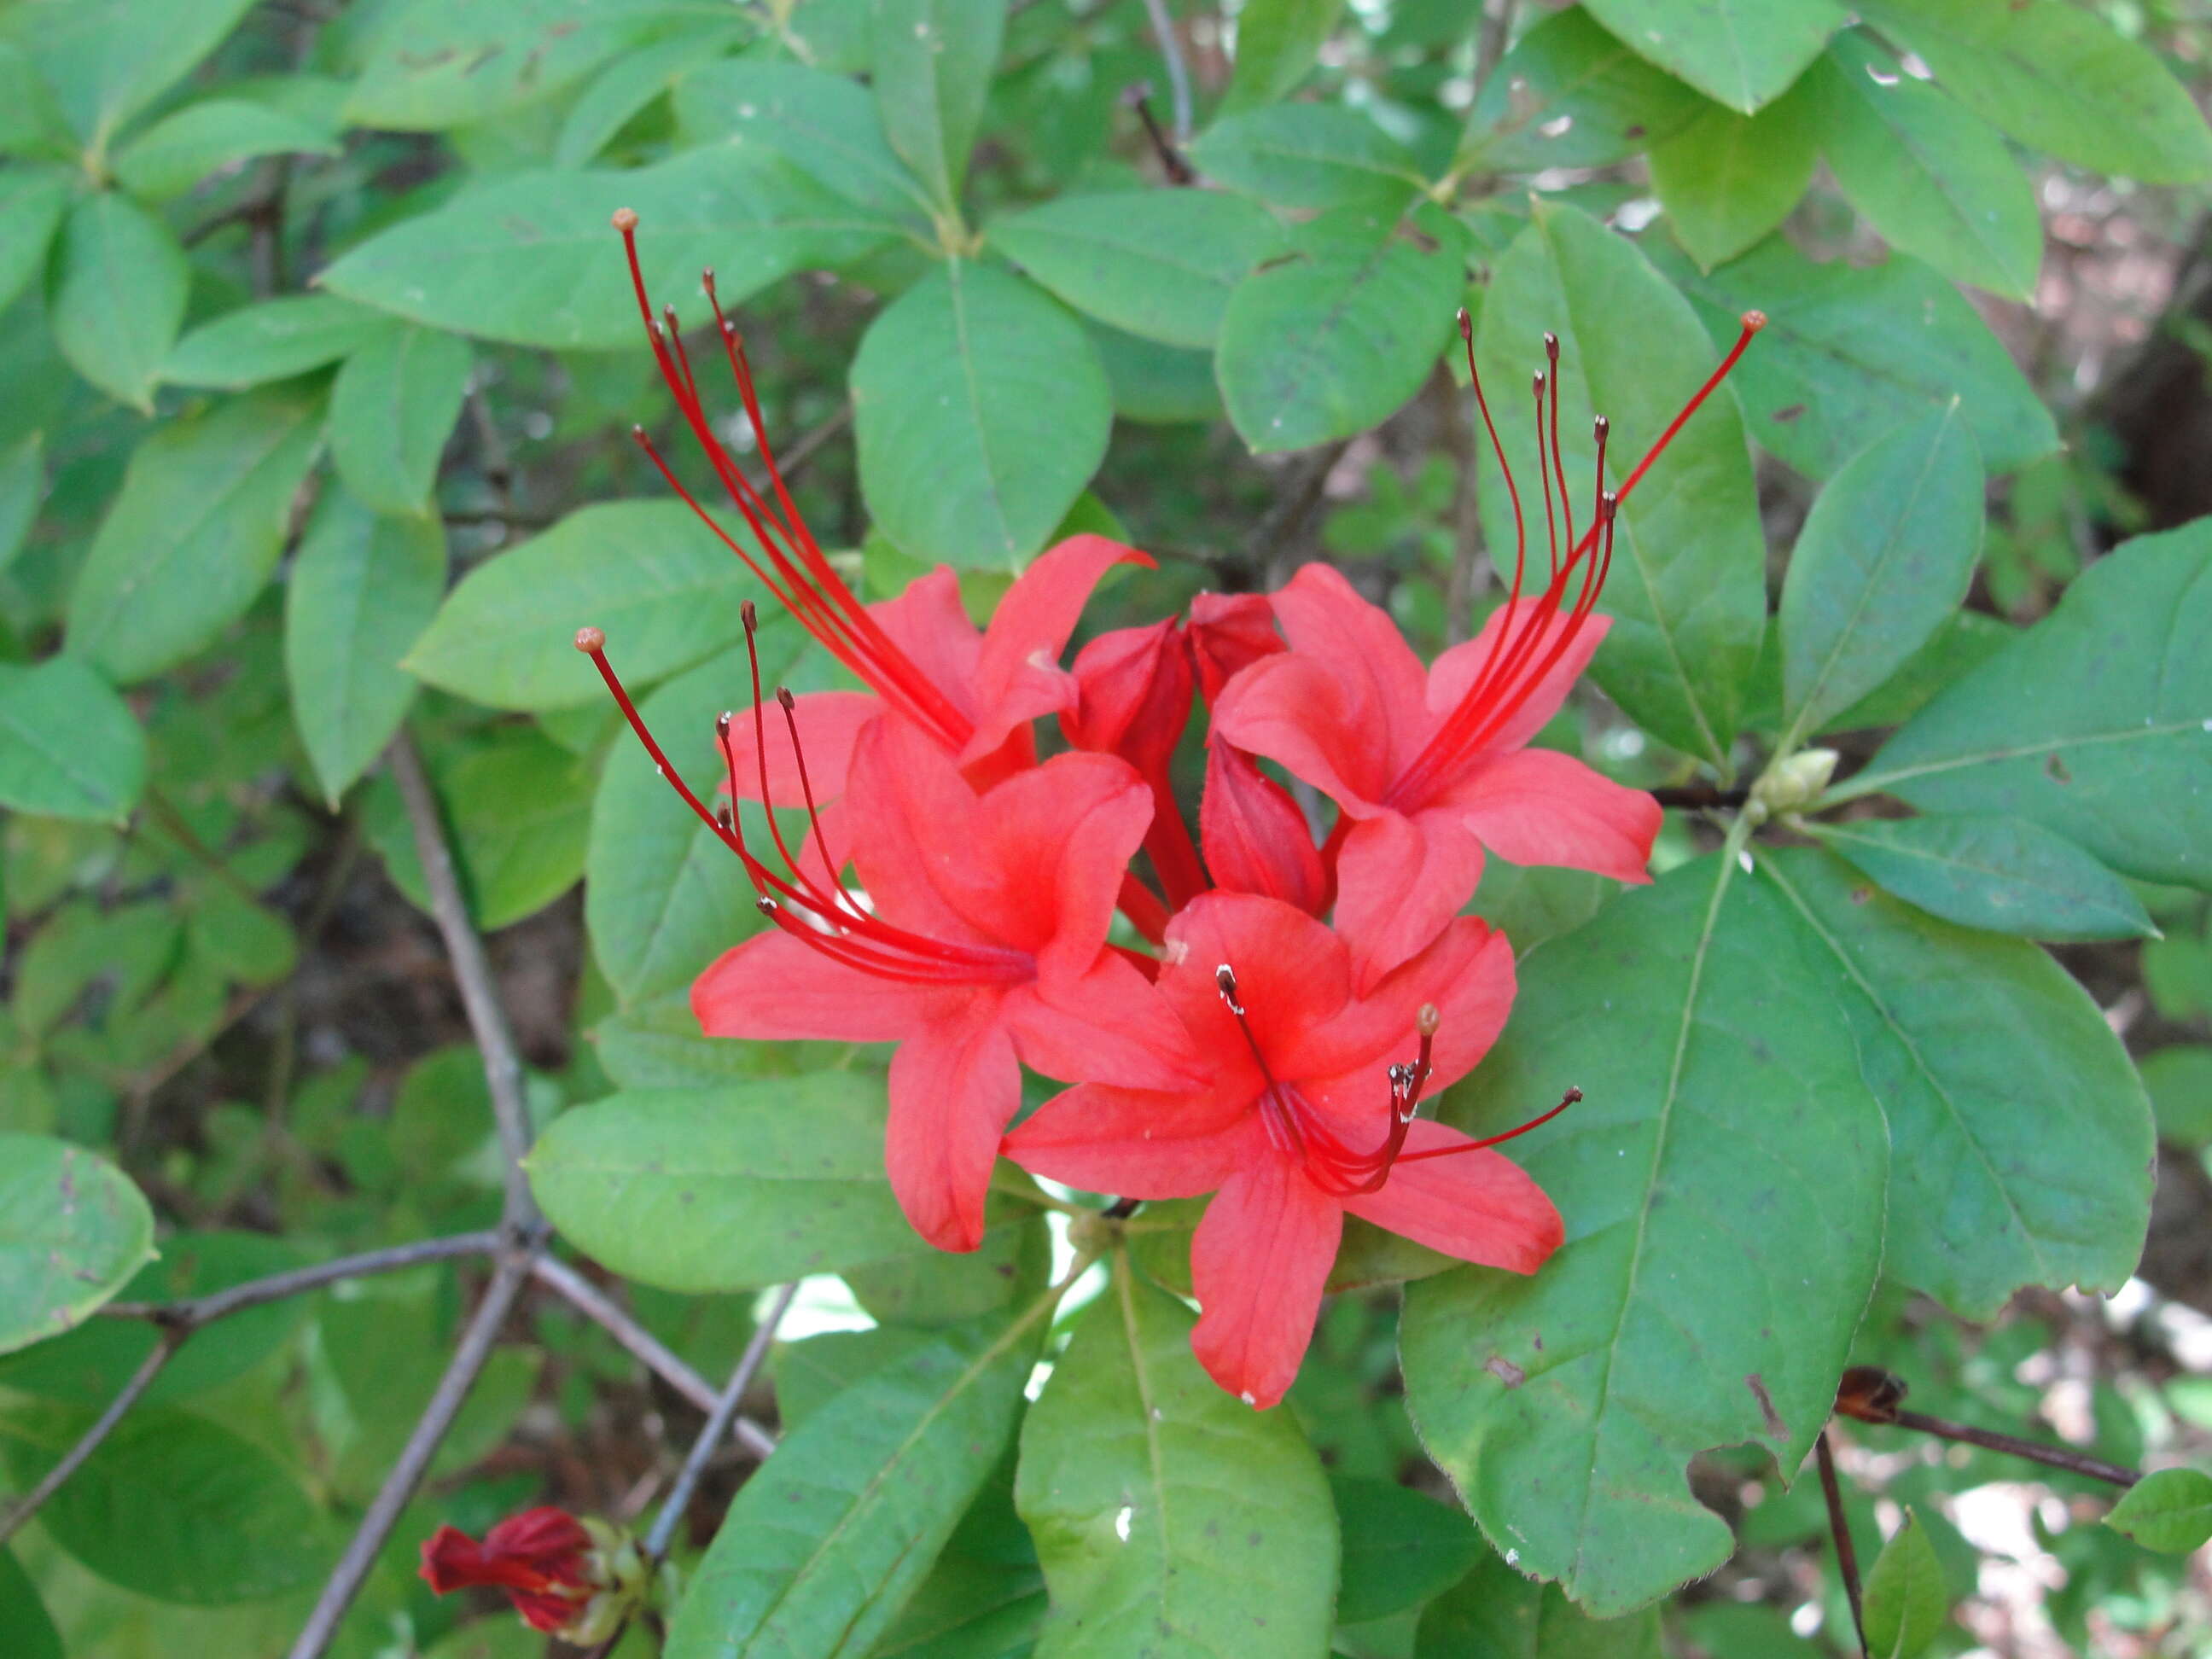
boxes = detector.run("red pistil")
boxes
[611,210,973,753]
[574,619,1032,987]
[1388,309,1765,812]
[1209,967,1554,1198]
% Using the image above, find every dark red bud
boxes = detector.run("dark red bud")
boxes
[1186,591,1283,704]
[1834,1365,1906,1424]
[1060,619,1194,780]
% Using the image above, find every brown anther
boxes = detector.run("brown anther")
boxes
[1599,490,1619,521]
[1456,306,1473,341]
[1742,309,1768,332]
[1214,964,1240,1004]
[715,710,733,735]
[1533,369,1546,394]
[611,207,637,232]
[701,266,715,286]
[1416,1003,1441,1037]
[715,804,734,831]
[1543,330,1560,363]
[574,626,605,654]
[775,686,796,712]
[1834,1365,1906,1425]
[741,599,758,632]
[1594,414,1610,437]
[629,423,647,443]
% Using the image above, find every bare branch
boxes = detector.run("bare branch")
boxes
[1890,1408,2140,1488]
[103,1231,504,1328]
[644,1284,797,1561]
[527,1255,776,1459]
[387,731,541,1226]
[1815,1430,1869,1659]
[0,1334,178,1548]
[285,1246,539,1659]
[1138,0,1193,145]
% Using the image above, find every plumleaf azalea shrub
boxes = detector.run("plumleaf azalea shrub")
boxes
[3,2,2212,1656]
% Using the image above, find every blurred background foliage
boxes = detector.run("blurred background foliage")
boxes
[0,0,2209,1655]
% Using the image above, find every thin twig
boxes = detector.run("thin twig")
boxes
[1815,1430,1869,1659]
[1138,0,1193,144]
[1650,782,1751,811]
[388,731,540,1226]
[1890,1409,2140,1488]
[765,402,852,488]
[102,1231,503,1327]
[527,1256,776,1459]
[1125,84,1195,184]
[286,1244,539,1659]
[644,1283,797,1561]
[0,1333,179,1547]
[1248,439,1353,580]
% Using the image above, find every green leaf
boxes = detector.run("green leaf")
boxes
[847,1201,1049,1329]
[285,490,446,806]
[0,1231,304,1406]
[528,1080,938,1291]
[1330,1476,1481,1625]
[66,385,325,684]
[444,731,595,928]
[1778,405,1985,744]
[1461,8,1705,172]
[1400,854,1887,1615]
[667,1312,1039,1658]
[1825,610,2015,734]
[1412,1549,1662,1657]
[557,17,751,167]
[2104,1467,2212,1554]
[2141,1047,2212,1150]
[329,323,473,517]
[0,1133,154,1354]
[1223,0,1345,112]
[1579,0,1843,114]
[1810,815,2156,943]
[346,0,682,131]
[870,0,1004,213]
[0,166,70,315]
[1813,36,2040,301]
[1475,201,1765,765]
[0,1404,328,1603]
[1190,104,1425,212]
[1652,233,2058,479]
[0,0,255,147]
[1015,1269,1339,1656]
[673,58,932,225]
[1851,521,2212,889]
[110,99,338,201]
[990,191,1285,351]
[1862,1510,1947,1658]
[0,655,146,824]
[406,500,757,709]
[49,192,188,411]
[320,149,894,351]
[1650,84,1819,269]
[1218,205,1464,455]
[0,432,39,573]
[165,295,393,390]
[0,1548,61,1659]
[1854,0,2212,184]
[1090,324,1224,425]
[1759,848,2152,1319]
[853,260,1109,569]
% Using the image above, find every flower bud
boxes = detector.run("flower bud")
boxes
[1751,747,1839,816]
[420,1506,648,1643]
[1060,618,1195,779]
[1186,592,1282,704]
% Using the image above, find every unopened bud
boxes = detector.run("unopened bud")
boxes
[1834,1365,1906,1424]
[1752,748,1838,816]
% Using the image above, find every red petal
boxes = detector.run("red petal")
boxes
[1188,591,1282,704]
[1440,746,1660,885]
[964,534,1149,765]
[1266,563,1432,777]
[842,717,998,946]
[967,751,1154,973]
[1294,917,1514,1107]
[1342,1120,1562,1272]
[691,932,930,1043]
[1190,1157,1342,1409]
[1157,894,1353,1086]
[419,1525,488,1594]
[1061,618,1194,778]
[1427,603,1610,755]
[481,1507,591,1564]
[1199,743,1327,916]
[873,568,983,720]
[1211,651,1394,816]
[716,690,882,808]
[1004,1082,1256,1198]
[1004,952,1202,1090]
[885,997,1019,1251]
[1328,812,1487,994]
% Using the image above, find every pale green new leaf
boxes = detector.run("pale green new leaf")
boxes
[853,260,1109,569]
[1475,202,1766,765]
[1016,1270,1338,1657]
[1401,855,1886,1615]
[1862,1511,1947,1659]
[329,323,474,516]
[405,500,759,709]
[1650,84,1819,269]
[1853,521,2212,889]
[285,491,446,806]
[2104,1467,2212,1554]
[528,1080,938,1291]
[0,1134,154,1355]
[66,385,325,684]
[1760,849,2152,1319]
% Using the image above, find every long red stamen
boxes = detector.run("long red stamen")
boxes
[1394,1086,1580,1162]
[1545,331,1575,564]
[1534,370,1559,581]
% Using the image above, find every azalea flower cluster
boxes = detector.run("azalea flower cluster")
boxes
[585,211,1763,1408]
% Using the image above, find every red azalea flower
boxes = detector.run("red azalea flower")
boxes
[420,1508,603,1635]
[1005,893,1565,1407]
[610,211,1142,800]
[681,713,1197,1252]
[1212,312,1764,987]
